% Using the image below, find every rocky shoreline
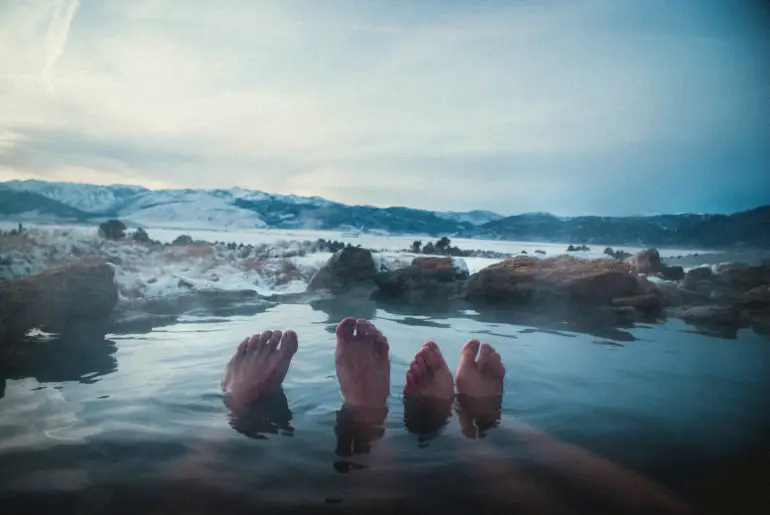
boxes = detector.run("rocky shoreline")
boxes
[301,246,770,338]
[1,238,769,348]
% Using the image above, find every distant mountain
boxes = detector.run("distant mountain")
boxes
[475,207,770,248]
[1,180,493,235]
[0,188,92,221]
[2,180,768,248]
[3,180,148,213]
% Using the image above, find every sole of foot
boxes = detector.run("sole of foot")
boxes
[221,329,299,413]
[403,341,455,436]
[335,317,390,422]
[455,339,505,438]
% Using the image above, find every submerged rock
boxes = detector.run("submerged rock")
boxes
[374,265,465,303]
[610,293,663,311]
[464,255,639,305]
[307,247,378,293]
[668,305,745,327]
[0,263,118,344]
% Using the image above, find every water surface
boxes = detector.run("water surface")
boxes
[1,301,769,513]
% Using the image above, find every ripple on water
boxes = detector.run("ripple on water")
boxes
[1,302,769,506]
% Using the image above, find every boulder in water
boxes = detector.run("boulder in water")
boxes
[411,256,469,279]
[464,255,639,305]
[307,247,378,293]
[0,263,118,345]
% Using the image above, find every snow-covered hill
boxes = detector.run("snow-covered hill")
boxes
[1,179,500,234]
[3,179,148,214]
[117,189,267,229]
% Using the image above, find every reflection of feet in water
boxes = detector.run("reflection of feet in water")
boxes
[335,318,390,413]
[221,330,299,413]
[228,387,294,439]
[403,341,454,438]
[456,339,505,439]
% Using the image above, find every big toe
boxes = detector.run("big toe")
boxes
[423,341,448,371]
[460,339,481,366]
[278,330,299,358]
[336,317,357,341]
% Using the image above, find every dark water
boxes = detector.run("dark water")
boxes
[1,300,769,514]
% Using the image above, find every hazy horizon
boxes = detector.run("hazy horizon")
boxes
[1,0,768,216]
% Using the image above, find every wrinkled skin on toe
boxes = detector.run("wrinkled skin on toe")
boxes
[334,317,390,411]
[222,329,299,412]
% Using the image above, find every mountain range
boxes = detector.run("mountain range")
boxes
[1,179,768,248]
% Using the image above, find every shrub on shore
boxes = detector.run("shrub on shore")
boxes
[99,220,127,240]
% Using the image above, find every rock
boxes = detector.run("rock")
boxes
[736,285,770,310]
[464,255,639,305]
[683,264,770,303]
[411,256,469,279]
[307,247,378,293]
[683,266,713,290]
[750,312,770,336]
[629,248,662,274]
[172,234,194,246]
[535,250,546,255]
[604,247,633,261]
[610,293,663,311]
[374,265,464,302]
[0,263,118,344]
[673,305,747,327]
[659,265,685,281]
[715,263,770,292]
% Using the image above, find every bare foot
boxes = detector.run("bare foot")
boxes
[221,330,299,413]
[456,339,505,397]
[456,339,505,438]
[335,317,390,411]
[404,341,453,400]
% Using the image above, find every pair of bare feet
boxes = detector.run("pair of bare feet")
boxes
[221,317,505,427]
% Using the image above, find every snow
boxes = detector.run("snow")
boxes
[1,223,724,319]
[0,227,331,305]
[4,179,147,213]
[122,193,267,230]
[451,256,470,275]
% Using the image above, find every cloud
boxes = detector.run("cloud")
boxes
[41,0,79,91]
[0,0,767,215]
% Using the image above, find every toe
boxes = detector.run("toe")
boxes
[415,349,431,372]
[375,332,389,356]
[246,333,261,353]
[477,343,493,370]
[235,337,249,357]
[267,330,282,352]
[409,360,424,381]
[278,330,299,357]
[356,319,376,339]
[422,341,445,369]
[404,368,418,394]
[460,339,481,365]
[336,317,356,341]
[257,330,273,354]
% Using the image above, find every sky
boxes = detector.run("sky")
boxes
[0,0,767,216]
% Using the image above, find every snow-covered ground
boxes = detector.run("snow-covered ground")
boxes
[0,223,717,310]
